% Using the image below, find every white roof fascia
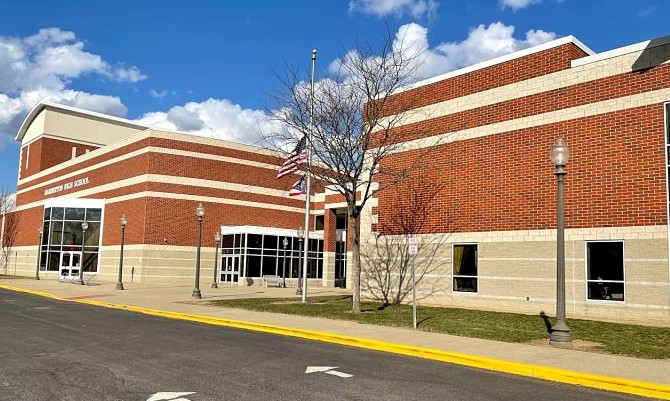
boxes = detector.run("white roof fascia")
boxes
[221,225,324,239]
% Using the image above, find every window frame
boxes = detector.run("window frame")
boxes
[451,243,479,294]
[584,240,626,303]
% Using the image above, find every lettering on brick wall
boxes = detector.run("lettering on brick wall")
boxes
[44,177,90,196]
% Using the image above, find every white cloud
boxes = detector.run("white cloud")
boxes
[330,22,557,84]
[499,0,541,11]
[0,87,126,140]
[149,89,168,99]
[0,28,143,141]
[349,0,438,19]
[0,23,558,157]
[136,98,282,145]
[428,22,556,75]
[0,28,145,93]
[500,0,566,11]
[111,65,145,83]
[638,6,657,17]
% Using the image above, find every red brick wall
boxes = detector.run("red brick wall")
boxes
[17,139,151,194]
[10,207,43,247]
[19,141,42,179]
[19,138,99,181]
[40,138,99,172]
[387,62,670,144]
[143,198,308,246]
[379,43,588,117]
[101,198,148,246]
[17,153,150,206]
[14,134,316,247]
[323,209,337,252]
[375,104,667,234]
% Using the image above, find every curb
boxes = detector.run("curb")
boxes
[2,284,669,400]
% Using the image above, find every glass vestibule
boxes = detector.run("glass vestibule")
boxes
[40,205,102,276]
[220,230,323,283]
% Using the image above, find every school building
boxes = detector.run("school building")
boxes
[3,33,670,324]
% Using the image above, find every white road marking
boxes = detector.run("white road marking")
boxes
[305,366,353,378]
[147,392,195,401]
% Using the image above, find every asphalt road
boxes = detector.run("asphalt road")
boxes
[0,289,652,401]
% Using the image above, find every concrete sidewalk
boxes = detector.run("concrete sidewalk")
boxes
[2,278,669,400]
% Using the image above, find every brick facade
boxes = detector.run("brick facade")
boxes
[14,131,313,248]
[5,35,670,322]
[375,104,666,234]
[20,137,100,181]
[360,35,670,323]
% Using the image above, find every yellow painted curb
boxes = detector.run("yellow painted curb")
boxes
[0,284,64,300]
[2,284,669,400]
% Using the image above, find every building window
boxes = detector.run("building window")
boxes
[220,232,323,280]
[41,206,102,275]
[586,241,625,301]
[335,237,347,288]
[453,244,477,292]
[315,215,324,230]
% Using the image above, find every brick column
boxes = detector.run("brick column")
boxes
[322,209,337,287]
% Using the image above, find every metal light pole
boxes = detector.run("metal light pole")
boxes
[549,137,572,347]
[408,236,418,329]
[192,203,204,299]
[296,226,304,296]
[76,221,88,285]
[34,228,43,280]
[116,214,127,290]
[282,237,288,288]
[212,233,220,288]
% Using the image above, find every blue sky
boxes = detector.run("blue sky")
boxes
[0,0,668,197]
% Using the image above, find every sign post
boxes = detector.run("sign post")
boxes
[408,236,418,329]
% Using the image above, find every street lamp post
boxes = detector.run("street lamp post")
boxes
[35,228,43,280]
[282,237,288,288]
[192,203,204,299]
[212,233,220,288]
[76,221,88,285]
[116,214,127,290]
[295,227,304,296]
[549,137,572,347]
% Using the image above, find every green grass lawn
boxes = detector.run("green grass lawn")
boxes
[210,295,670,359]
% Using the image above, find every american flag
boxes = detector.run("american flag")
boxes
[276,136,307,178]
[288,176,307,196]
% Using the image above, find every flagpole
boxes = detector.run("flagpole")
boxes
[302,49,316,303]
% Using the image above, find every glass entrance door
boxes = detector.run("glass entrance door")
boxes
[59,251,82,278]
[220,255,240,284]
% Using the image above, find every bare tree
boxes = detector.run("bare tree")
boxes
[1,189,18,275]
[361,179,451,305]
[267,29,439,312]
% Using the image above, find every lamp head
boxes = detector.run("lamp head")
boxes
[297,226,304,238]
[120,214,127,227]
[214,233,221,242]
[196,203,205,217]
[81,221,89,231]
[550,137,570,168]
[282,237,289,248]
